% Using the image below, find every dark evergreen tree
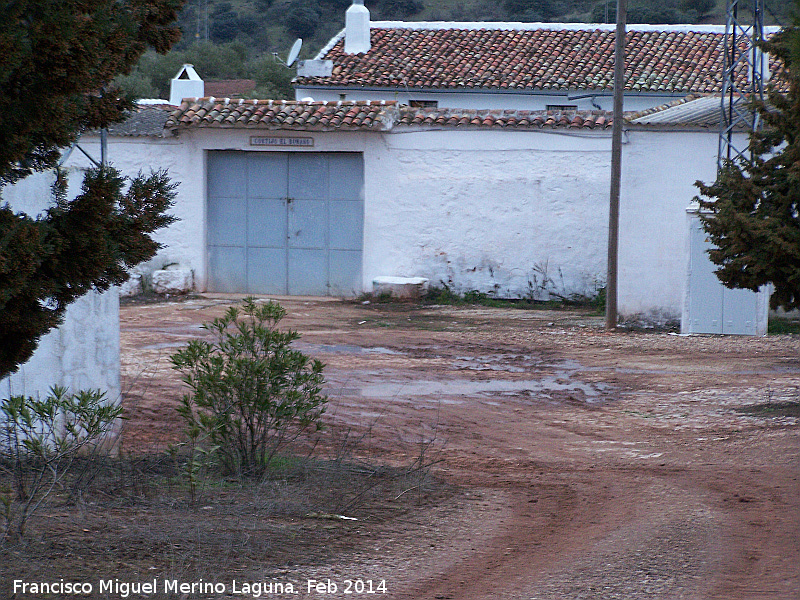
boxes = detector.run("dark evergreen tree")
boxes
[370,0,424,19]
[283,1,322,39]
[504,0,564,21]
[0,0,184,379]
[695,17,800,311]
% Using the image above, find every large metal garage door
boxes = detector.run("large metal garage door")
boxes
[207,151,364,296]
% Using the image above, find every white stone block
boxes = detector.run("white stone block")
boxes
[152,268,194,294]
[373,276,429,299]
[119,273,143,297]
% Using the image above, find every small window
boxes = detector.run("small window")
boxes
[546,104,579,111]
[409,100,438,108]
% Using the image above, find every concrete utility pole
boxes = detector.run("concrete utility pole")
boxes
[606,0,627,330]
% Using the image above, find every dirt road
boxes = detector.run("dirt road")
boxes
[121,295,800,600]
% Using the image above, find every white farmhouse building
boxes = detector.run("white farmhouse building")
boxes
[56,94,747,329]
[3,7,778,401]
[294,2,779,113]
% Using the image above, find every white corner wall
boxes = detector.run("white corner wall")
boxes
[618,129,739,324]
[1,290,120,401]
[67,134,204,285]
[1,171,120,401]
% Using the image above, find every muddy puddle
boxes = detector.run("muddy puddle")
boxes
[303,342,611,407]
[351,377,608,403]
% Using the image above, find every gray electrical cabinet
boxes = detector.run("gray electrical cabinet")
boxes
[682,207,769,335]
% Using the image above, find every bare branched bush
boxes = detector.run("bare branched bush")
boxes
[0,386,122,542]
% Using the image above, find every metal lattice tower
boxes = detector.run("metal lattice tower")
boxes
[719,0,767,169]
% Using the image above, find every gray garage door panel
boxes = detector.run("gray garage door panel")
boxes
[248,198,286,248]
[207,151,363,296]
[288,249,328,295]
[289,199,327,249]
[329,154,364,199]
[247,153,288,198]
[247,247,287,295]
[329,200,363,250]
[208,195,246,246]
[208,153,248,197]
[208,246,247,292]
[329,250,362,295]
[289,154,328,199]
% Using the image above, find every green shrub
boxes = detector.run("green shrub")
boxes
[171,298,327,478]
[423,284,465,305]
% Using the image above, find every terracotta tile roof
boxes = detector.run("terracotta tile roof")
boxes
[167,99,615,132]
[397,106,614,129]
[166,99,394,130]
[297,24,781,95]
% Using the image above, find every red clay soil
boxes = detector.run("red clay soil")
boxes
[120,295,800,600]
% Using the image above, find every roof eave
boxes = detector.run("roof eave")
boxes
[293,84,694,98]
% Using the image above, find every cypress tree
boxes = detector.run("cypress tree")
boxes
[0,0,184,379]
[696,17,800,311]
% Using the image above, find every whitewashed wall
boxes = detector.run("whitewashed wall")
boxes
[1,291,120,401]
[66,135,203,283]
[145,127,612,301]
[363,128,611,301]
[0,171,120,401]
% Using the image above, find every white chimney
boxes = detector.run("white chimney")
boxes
[169,64,204,106]
[345,0,370,54]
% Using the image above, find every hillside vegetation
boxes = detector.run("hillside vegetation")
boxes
[119,0,795,100]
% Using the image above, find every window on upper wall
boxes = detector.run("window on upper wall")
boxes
[409,100,438,108]
[546,104,579,111]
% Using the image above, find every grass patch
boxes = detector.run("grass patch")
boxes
[356,285,606,320]
[768,317,800,335]
[422,285,606,313]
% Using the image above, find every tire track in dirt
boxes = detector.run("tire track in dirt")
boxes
[393,470,718,600]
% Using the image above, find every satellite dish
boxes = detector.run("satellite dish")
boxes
[287,38,303,67]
